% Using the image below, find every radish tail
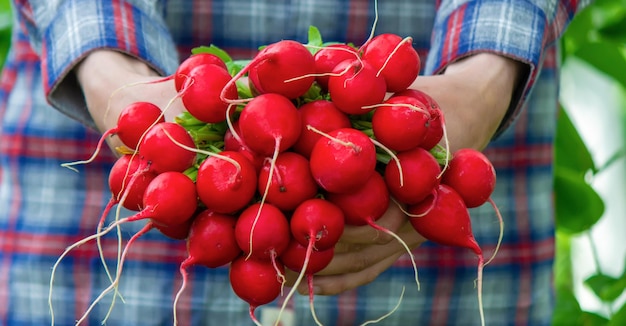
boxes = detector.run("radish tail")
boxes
[307,274,323,326]
[247,137,281,260]
[275,236,314,326]
[270,250,287,295]
[476,255,486,326]
[60,128,116,172]
[173,259,192,325]
[48,217,131,326]
[95,198,126,304]
[368,220,420,291]
[359,286,405,326]
[82,223,153,326]
[484,197,504,266]
[249,306,263,326]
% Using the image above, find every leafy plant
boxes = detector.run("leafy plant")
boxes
[553,0,626,324]
[0,0,11,69]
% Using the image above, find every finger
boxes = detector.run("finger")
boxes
[299,252,404,296]
[338,201,407,245]
[317,225,424,276]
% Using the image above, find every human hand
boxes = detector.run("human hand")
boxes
[287,201,426,296]
[285,54,523,296]
[410,53,526,152]
[75,50,183,149]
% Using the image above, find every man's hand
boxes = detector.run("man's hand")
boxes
[75,50,184,150]
[288,202,426,296]
[287,53,525,296]
[411,53,526,152]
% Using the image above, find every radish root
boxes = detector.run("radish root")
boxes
[368,221,420,291]
[359,286,406,326]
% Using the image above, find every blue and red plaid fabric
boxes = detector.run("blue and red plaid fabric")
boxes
[0,0,587,325]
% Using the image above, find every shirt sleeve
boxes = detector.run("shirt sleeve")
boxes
[424,0,591,137]
[13,0,180,130]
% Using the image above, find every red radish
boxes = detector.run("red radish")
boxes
[408,184,486,326]
[292,100,352,158]
[384,147,441,205]
[361,33,420,92]
[371,95,431,152]
[180,63,239,123]
[223,120,265,171]
[290,198,345,251]
[278,238,334,326]
[393,88,439,112]
[153,218,193,240]
[235,203,291,260]
[175,53,228,92]
[247,40,316,99]
[280,239,334,276]
[229,255,285,325]
[309,127,377,194]
[278,198,344,326]
[196,151,257,214]
[173,210,241,324]
[393,89,444,150]
[420,108,444,150]
[115,101,165,150]
[95,154,154,309]
[183,210,241,268]
[60,102,164,171]
[108,154,155,211]
[326,172,390,227]
[326,172,421,291]
[136,171,198,227]
[327,59,387,115]
[441,148,496,208]
[440,148,504,268]
[238,93,302,156]
[408,184,480,254]
[257,152,319,212]
[313,44,359,90]
[138,122,197,174]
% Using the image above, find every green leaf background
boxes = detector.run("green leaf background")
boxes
[554,0,626,324]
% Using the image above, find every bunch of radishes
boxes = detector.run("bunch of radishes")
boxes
[51,27,503,326]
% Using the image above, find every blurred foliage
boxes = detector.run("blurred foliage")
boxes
[0,0,10,69]
[554,0,626,324]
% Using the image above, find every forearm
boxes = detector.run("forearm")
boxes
[75,50,160,134]
[75,50,182,152]
[425,0,591,138]
[410,53,526,151]
[13,0,179,129]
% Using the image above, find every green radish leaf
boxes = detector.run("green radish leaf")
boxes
[226,60,249,78]
[236,79,253,99]
[555,107,596,175]
[191,44,233,63]
[307,25,324,51]
[584,273,626,302]
[554,168,605,233]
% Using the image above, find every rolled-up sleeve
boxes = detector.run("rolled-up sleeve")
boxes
[13,0,180,129]
[425,0,590,136]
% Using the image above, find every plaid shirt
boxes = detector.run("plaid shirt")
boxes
[0,0,587,325]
